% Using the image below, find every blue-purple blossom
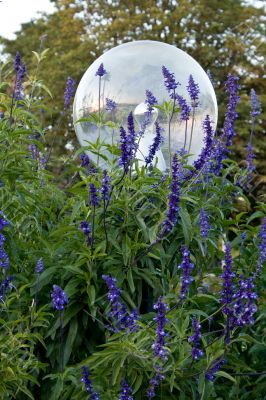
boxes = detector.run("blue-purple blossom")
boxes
[80,154,97,174]
[0,276,14,302]
[79,221,91,244]
[14,63,27,100]
[14,51,21,73]
[205,358,225,381]
[118,112,137,172]
[176,95,191,121]
[187,75,200,106]
[232,276,257,327]
[80,153,91,167]
[118,379,133,400]
[161,154,181,235]
[193,115,214,172]
[64,76,75,110]
[162,66,180,97]
[223,75,240,147]
[145,90,158,114]
[95,63,107,77]
[100,170,111,202]
[200,208,210,239]
[221,242,235,316]
[152,297,169,361]
[105,97,117,112]
[81,366,100,398]
[250,89,261,118]
[35,258,44,274]
[102,275,138,332]
[118,126,128,171]
[188,317,204,360]
[89,183,99,208]
[178,246,194,300]
[0,248,9,269]
[127,111,136,155]
[146,371,164,399]
[0,212,9,230]
[145,122,164,166]
[51,285,69,310]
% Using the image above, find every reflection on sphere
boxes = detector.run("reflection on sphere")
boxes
[73,40,218,170]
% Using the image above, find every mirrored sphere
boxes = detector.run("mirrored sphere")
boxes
[73,40,218,170]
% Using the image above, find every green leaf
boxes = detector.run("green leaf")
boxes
[215,370,237,383]
[63,317,78,367]
[127,269,135,293]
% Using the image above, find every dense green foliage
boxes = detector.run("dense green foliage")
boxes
[0,47,265,400]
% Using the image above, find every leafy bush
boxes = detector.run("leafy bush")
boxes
[0,49,265,400]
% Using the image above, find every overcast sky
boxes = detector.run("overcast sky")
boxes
[0,0,55,39]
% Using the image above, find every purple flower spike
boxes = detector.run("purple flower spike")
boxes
[79,221,92,244]
[152,297,169,361]
[233,276,257,327]
[14,51,21,72]
[250,89,261,117]
[119,126,129,172]
[0,212,9,230]
[188,317,204,360]
[95,63,107,77]
[145,122,164,166]
[0,276,14,302]
[176,95,191,121]
[146,371,164,399]
[178,246,194,300]
[81,366,100,398]
[200,208,210,239]
[162,66,180,97]
[223,75,240,147]
[0,248,9,269]
[187,75,200,106]
[206,358,225,381]
[161,154,181,235]
[51,285,69,310]
[100,170,111,202]
[35,258,44,274]
[89,183,99,208]
[105,98,117,112]
[118,113,137,172]
[119,379,133,400]
[145,90,158,114]
[102,275,138,332]
[64,76,75,110]
[81,366,93,392]
[14,63,27,100]
[80,153,91,167]
[193,115,214,172]
[221,242,235,316]
[127,111,136,157]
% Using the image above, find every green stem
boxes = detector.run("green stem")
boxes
[188,105,196,153]
[168,92,176,169]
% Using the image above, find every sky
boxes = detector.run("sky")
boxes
[0,0,55,39]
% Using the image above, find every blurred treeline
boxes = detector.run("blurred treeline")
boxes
[0,0,265,190]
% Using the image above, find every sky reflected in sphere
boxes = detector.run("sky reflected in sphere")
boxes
[73,40,218,170]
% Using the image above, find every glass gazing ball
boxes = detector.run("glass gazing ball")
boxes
[73,40,218,170]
